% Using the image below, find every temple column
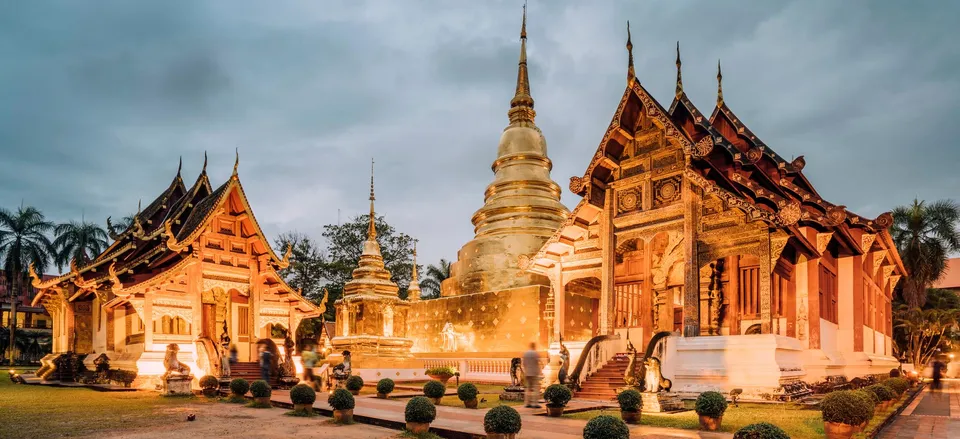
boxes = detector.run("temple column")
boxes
[758,238,772,334]
[727,255,740,335]
[249,258,263,358]
[599,188,616,335]
[143,293,154,348]
[642,239,654,345]
[553,264,565,342]
[837,255,863,352]
[682,181,701,337]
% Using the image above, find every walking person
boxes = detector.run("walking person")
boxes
[523,342,542,409]
[931,358,944,394]
[301,343,319,391]
[258,343,273,384]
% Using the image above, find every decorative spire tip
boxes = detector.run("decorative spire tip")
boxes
[202,151,208,173]
[232,148,239,179]
[508,2,535,124]
[717,59,724,107]
[675,41,683,97]
[626,20,635,85]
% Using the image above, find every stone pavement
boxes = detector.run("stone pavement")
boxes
[878,379,960,439]
[270,389,732,439]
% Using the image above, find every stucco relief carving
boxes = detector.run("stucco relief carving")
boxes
[202,278,249,296]
[653,176,682,208]
[770,236,789,266]
[777,202,802,226]
[882,266,895,288]
[152,305,194,325]
[861,233,877,252]
[259,314,289,329]
[890,274,902,288]
[816,232,834,254]
[873,252,887,277]
[652,230,684,289]
[617,187,641,214]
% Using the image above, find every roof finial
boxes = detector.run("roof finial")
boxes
[202,151,208,174]
[136,199,142,215]
[626,21,635,85]
[232,148,239,179]
[177,156,182,177]
[367,158,376,240]
[411,239,419,282]
[717,59,724,107]
[675,41,683,97]
[508,2,536,125]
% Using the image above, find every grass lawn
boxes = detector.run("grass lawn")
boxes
[0,369,217,438]
[563,401,826,439]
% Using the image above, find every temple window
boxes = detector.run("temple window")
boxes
[614,282,643,328]
[738,257,760,318]
[154,316,190,335]
[237,306,249,338]
[819,265,838,324]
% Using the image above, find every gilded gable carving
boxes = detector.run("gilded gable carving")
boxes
[653,175,682,208]
[617,187,642,215]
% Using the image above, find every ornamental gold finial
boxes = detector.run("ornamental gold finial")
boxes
[717,59,724,107]
[368,158,377,240]
[626,21,635,85]
[28,263,42,288]
[411,239,419,282]
[280,242,293,269]
[508,2,536,125]
[675,41,683,97]
[232,148,239,180]
[202,151,208,174]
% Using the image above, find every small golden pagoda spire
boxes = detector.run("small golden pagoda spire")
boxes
[367,158,376,240]
[508,2,536,125]
[717,59,724,107]
[232,148,239,180]
[408,238,421,302]
[626,21,635,85]
[675,41,683,97]
[411,239,419,282]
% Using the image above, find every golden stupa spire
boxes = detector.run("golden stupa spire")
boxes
[232,148,239,180]
[626,21,635,85]
[508,2,535,125]
[411,239,419,281]
[367,158,376,240]
[717,59,724,107]
[675,41,683,97]
[408,238,421,301]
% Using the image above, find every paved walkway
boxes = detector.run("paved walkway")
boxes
[270,390,731,439]
[879,379,960,439]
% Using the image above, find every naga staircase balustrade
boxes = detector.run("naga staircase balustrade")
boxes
[566,334,620,392]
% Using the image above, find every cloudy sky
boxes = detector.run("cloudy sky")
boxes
[1,0,958,269]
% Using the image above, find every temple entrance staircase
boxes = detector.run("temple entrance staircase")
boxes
[229,362,279,387]
[574,354,629,400]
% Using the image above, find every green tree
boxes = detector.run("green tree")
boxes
[894,290,960,367]
[320,214,416,307]
[0,206,55,365]
[274,231,327,303]
[53,220,108,270]
[420,259,451,300]
[891,199,960,307]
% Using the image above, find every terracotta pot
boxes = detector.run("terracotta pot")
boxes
[377,393,387,399]
[428,374,453,385]
[621,410,641,424]
[406,422,431,434]
[698,415,722,431]
[254,396,271,405]
[464,399,478,409]
[485,434,516,439]
[349,389,360,396]
[202,388,219,398]
[856,420,868,432]
[432,397,442,405]
[333,409,353,423]
[293,404,312,414]
[546,405,564,417]
[824,421,856,439]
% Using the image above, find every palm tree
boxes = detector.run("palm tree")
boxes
[0,206,55,365]
[53,220,109,270]
[891,199,960,307]
[419,259,451,300]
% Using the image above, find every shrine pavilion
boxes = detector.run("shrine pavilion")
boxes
[28,156,320,388]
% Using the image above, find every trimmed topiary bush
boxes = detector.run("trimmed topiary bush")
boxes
[345,375,364,392]
[821,390,872,426]
[457,383,478,402]
[250,380,271,398]
[865,383,896,402]
[883,378,909,396]
[328,388,356,410]
[423,380,446,399]
[230,378,250,396]
[617,388,643,412]
[404,396,437,424]
[199,375,219,390]
[695,391,728,418]
[733,422,791,439]
[543,384,572,408]
[424,366,456,376]
[483,405,522,434]
[583,414,630,439]
[855,389,879,406]
[290,384,316,405]
[376,378,395,396]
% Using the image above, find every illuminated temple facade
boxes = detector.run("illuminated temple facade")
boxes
[398,13,906,394]
[30,158,319,388]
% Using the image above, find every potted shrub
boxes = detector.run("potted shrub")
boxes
[583,414,629,439]
[617,388,643,424]
[695,391,728,431]
[249,380,272,407]
[457,382,479,409]
[423,380,446,404]
[852,390,877,431]
[376,378,395,399]
[328,388,356,423]
[345,375,364,396]
[404,396,437,434]
[289,383,316,414]
[199,375,220,398]
[425,366,456,385]
[865,384,896,411]
[543,384,572,417]
[733,422,790,439]
[883,378,908,397]
[229,378,249,403]
[483,405,522,439]
[821,390,873,439]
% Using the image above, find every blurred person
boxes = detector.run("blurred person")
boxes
[523,342,541,408]
[258,343,272,383]
[302,343,319,390]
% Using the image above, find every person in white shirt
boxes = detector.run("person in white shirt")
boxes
[522,342,542,408]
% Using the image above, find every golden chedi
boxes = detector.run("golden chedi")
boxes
[442,7,568,297]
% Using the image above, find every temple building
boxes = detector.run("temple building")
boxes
[29,156,320,388]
